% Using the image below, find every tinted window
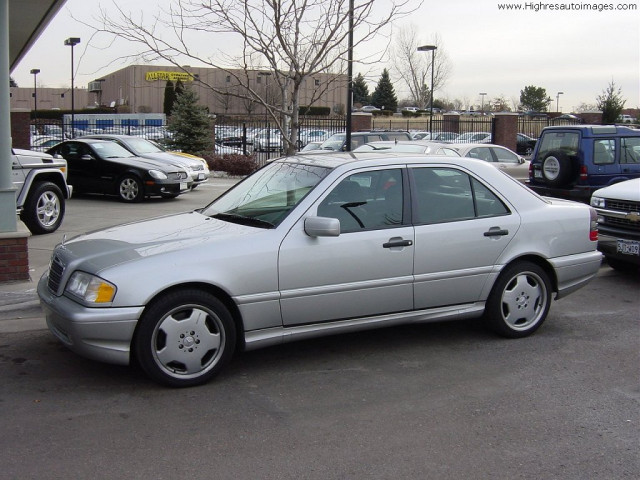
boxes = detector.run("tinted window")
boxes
[621,137,640,164]
[317,169,403,233]
[411,167,508,224]
[593,139,615,165]
[538,131,580,158]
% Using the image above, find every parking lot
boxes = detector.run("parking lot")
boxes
[0,176,638,479]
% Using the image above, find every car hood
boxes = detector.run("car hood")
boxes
[140,151,200,167]
[60,211,262,274]
[592,179,640,202]
[102,155,184,172]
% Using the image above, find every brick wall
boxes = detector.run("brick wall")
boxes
[11,109,31,150]
[0,236,30,282]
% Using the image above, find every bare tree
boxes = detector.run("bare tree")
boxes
[91,0,415,155]
[391,26,451,110]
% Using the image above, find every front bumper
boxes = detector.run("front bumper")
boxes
[37,273,144,365]
[146,179,192,197]
[597,232,640,266]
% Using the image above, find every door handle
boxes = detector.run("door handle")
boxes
[383,239,413,248]
[484,227,509,237]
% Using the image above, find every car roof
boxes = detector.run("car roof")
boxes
[541,125,640,136]
[448,143,509,150]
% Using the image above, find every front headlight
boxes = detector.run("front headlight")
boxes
[65,272,116,304]
[590,196,605,208]
[148,169,168,180]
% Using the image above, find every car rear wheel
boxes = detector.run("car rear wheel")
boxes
[135,289,236,387]
[541,151,577,186]
[484,261,552,338]
[21,181,65,234]
[118,175,144,203]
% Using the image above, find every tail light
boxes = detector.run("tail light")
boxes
[589,207,598,242]
[579,165,588,181]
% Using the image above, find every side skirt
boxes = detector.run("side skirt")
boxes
[243,302,485,351]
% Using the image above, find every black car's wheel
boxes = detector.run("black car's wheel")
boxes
[118,175,144,203]
[135,289,236,387]
[541,150,577,186]
[21,181,65,234]
[484,261,552,338]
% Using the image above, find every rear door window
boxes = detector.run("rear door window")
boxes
[593,139,616,165]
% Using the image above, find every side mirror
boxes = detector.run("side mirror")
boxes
[81,154,94,160]
[304,216,340,237]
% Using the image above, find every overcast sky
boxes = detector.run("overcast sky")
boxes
[11,0,640,112]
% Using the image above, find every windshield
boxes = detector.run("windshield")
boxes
[202,161,331,228]
[91,142,136,158]
[126,138,164,154]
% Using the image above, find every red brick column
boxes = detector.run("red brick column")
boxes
[443,113,460,134]
[492,113,518,152]
[0,226,31,282]
[351,112,371,132]
[11,109,31,150]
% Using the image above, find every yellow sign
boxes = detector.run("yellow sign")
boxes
[145,71,195,82]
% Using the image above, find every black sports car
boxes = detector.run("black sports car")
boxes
[47,139,192,202]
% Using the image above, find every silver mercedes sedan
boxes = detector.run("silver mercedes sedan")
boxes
[38,152,602,387]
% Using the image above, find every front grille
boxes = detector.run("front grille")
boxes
[602,199,640,232]
[48,256,65,293]
[168,171,189,180]
[606,199,639,212]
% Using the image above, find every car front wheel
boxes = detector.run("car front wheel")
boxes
[135,289,236,387]
[484,261,552,338]
[21,181,65,234]
[118,175,144,202]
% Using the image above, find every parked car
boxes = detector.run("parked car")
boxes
[301,141,323,152]
[360,105,381,112]
[590,178,640,270]
[297,129,330,148]
[456,132,492,143]
[253,130,283,152]
[12,148,72,234]
[82,134,209,188]
[46,139,192,202]
[516,133,538,156]
[618,114,634,124]
[528,125,640,202]
[412,131,459,142]
[353,140,460,156]
[448,143,530,183]
[38,152,602,387]
[317,131,413,151]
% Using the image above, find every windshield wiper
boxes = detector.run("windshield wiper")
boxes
[212,212,275,229]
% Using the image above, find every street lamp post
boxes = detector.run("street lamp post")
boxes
[30,69,40,123]
[64,37,80,137]
[556,91,564,113]
[479,92,487,114]
[417,45,437,136]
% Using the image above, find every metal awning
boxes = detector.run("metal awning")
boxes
[9,0,67,71]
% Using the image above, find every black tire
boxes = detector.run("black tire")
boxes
[484,261,552,338]
[20,181,65,234]
[134,289,236,387]
[541,150,577,187]
[118,175,144,203]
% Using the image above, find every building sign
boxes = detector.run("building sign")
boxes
[145,71,194,82]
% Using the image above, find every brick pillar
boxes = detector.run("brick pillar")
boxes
[443,113,460,134]
[11,109,31,150]
[0,224,31,283]
[492,113,518,152]
[351,112,371,132]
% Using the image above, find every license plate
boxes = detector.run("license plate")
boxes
[617,239,640,256]
[180,182,188,191]
[198,173,205,180]
[534,170,542,179]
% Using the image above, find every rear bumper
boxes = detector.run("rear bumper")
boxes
[549,250,603,299]
[527,182,593,203]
